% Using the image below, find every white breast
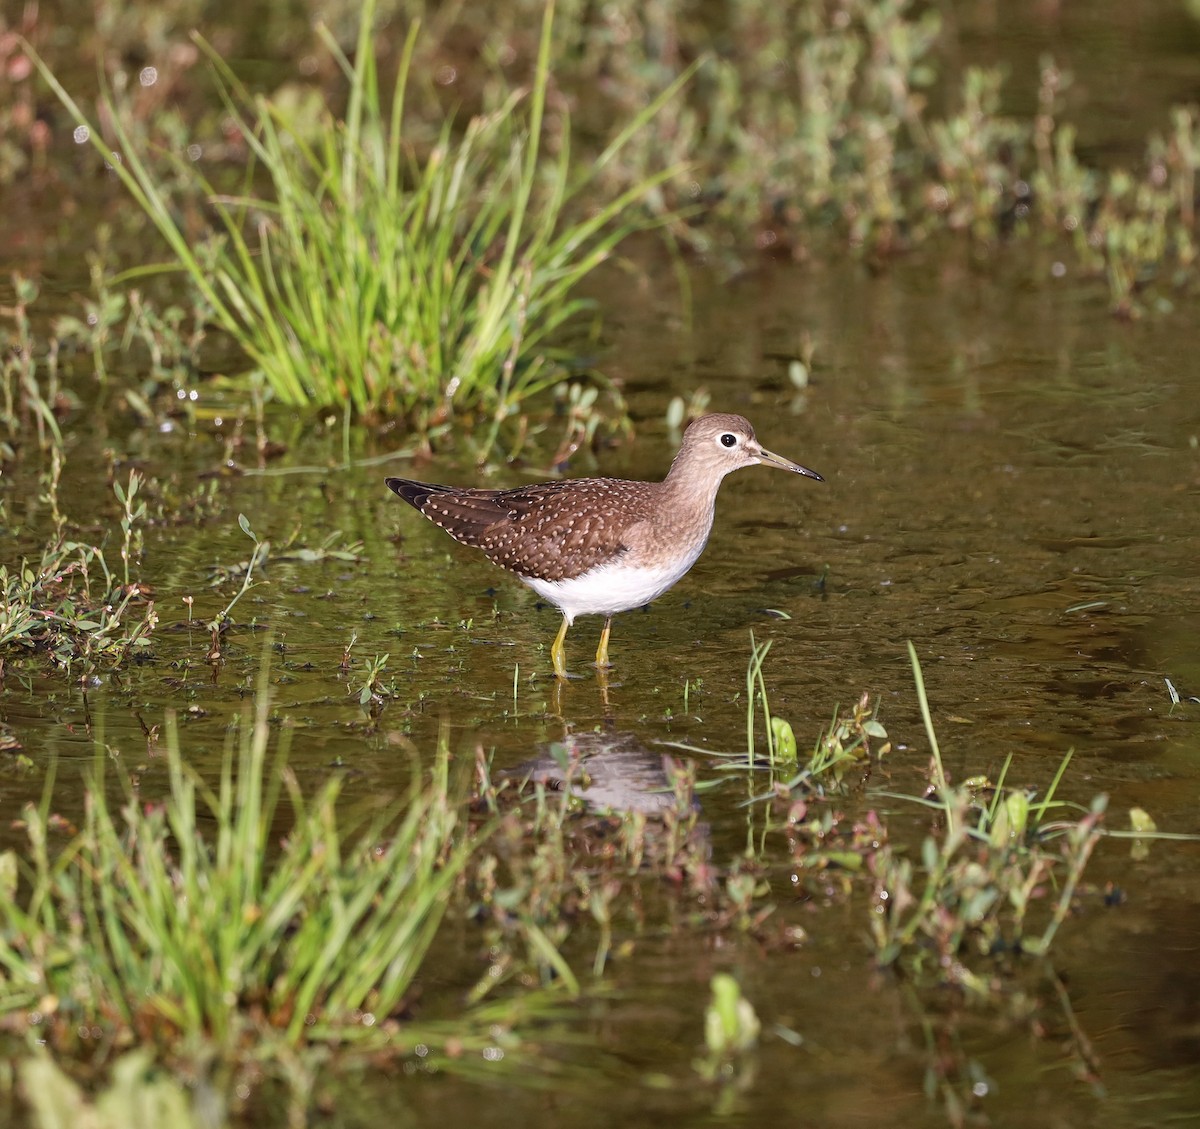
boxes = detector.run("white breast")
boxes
[521,543,707,624]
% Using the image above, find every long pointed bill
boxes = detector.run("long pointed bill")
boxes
[754,445,824,482]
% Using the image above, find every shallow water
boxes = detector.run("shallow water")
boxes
[2,2,1200,1125]
[4,244,1198,1126]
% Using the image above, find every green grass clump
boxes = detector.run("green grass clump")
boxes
[867,643,1109,989]
[0,661,476,1058]
[27,0,688,450]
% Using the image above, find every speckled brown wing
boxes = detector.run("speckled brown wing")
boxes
[386,477,655,582]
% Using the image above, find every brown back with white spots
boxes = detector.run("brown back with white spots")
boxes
[387,477,661,582]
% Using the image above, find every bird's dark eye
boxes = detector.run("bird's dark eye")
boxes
[720,433,737,448]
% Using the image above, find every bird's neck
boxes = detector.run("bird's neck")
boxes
[655,464,725,543]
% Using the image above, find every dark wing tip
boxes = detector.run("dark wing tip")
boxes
[385,477,432,508]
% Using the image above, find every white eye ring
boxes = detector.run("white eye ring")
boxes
[718,432,739,449]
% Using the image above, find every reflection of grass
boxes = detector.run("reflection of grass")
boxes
[26,0,688,450]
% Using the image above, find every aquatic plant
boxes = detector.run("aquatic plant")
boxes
[694,973,760,1089]
[26,0,690,451]
[0,662,478,1056]
[668,632,888,782]
[0,504,157,671]
[866,644,1108,988]
[18,0,1200,331]
[711,639,1138,986]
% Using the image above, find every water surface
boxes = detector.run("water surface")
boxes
[1,2,1199,1125]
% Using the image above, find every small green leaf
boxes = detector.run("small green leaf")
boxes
[1129,807,1156,834]
[770,716,797,763]
[1130,806,1157,861]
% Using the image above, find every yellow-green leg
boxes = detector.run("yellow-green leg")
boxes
[551,615,570,681]
[594,616,613,669]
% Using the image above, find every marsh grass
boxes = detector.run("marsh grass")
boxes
[16,0,1200,327]
[660,638,1110,975]
[26,0,692,450]
[0,665,581,1120]
[728,640,1189,991]
[0,275,63,452]
[0,659,483,1059]
[866,643,1110,988]
[745,631,787,765]
[402,0,1200,313]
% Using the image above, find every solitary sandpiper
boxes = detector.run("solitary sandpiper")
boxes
[386,413,822,680]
